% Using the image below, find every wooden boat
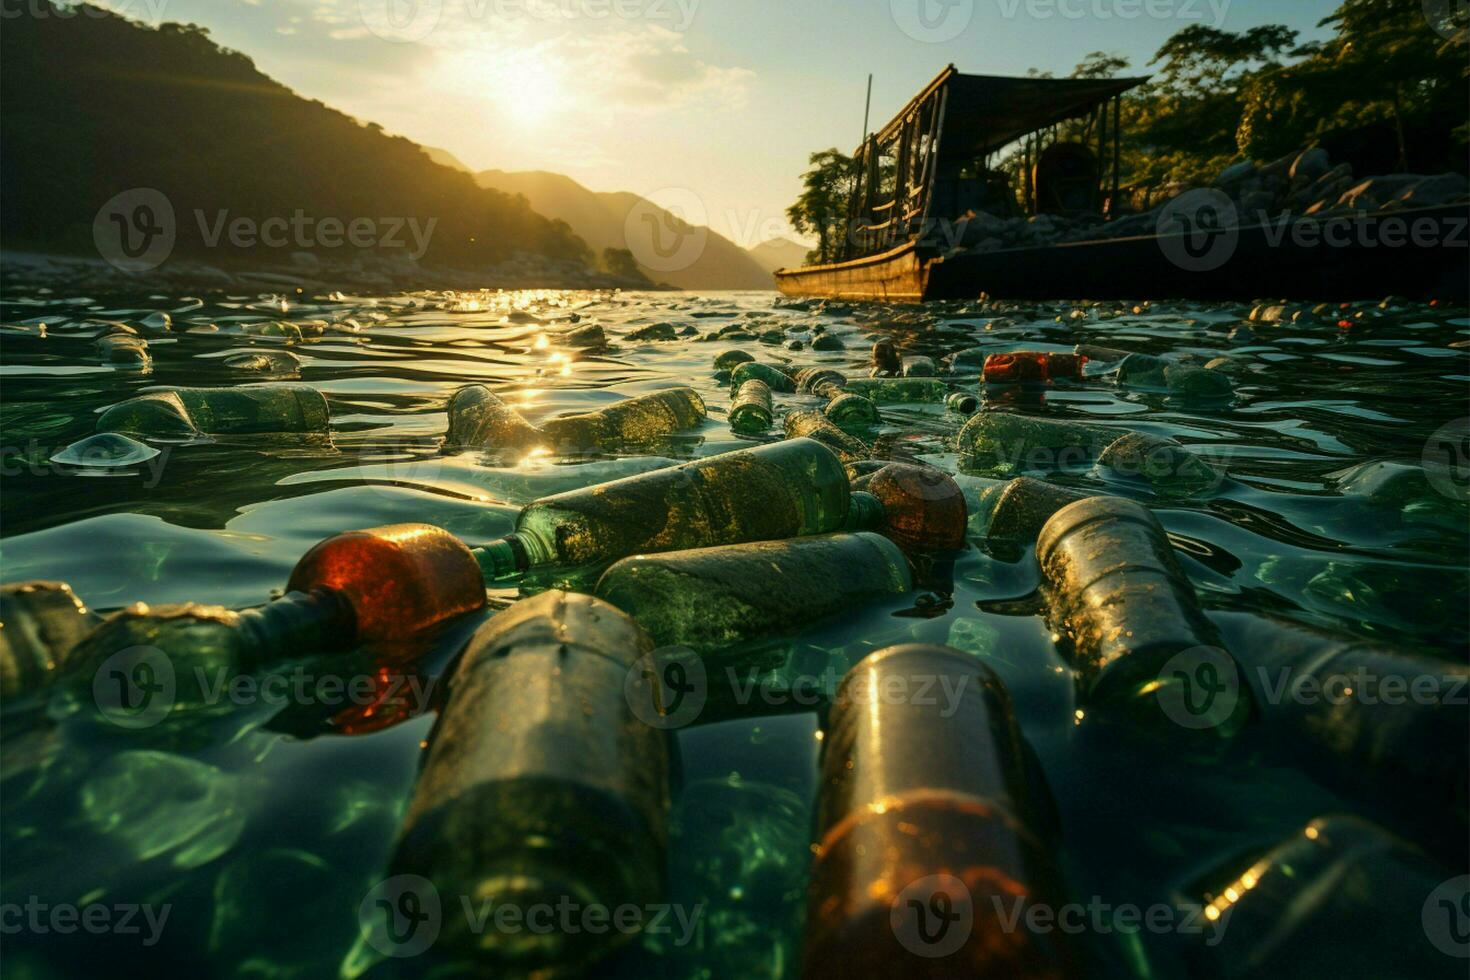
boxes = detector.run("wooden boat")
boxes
[775,67,1470,302]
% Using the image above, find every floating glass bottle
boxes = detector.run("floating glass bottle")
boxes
[956,412,1113,474]
[474,438,854,583]
[1,581,100,700]
[839,377,948,404]
[539,387,707,452]
[855,462,969,554]
[388,590,668,973]
[823,392,880,433]
[783,410,870,463]
[983,351,1087,385]
[445,384,544,451]
[974,477,1087,542]
[594,532,910,650]
[95,385,331,439]
[729,379,774,434]
[1096,432,1223,498]
[805,644,1078,980]
[730,362,795,393]
[1116,354,1233,399]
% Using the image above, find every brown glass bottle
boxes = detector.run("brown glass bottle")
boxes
[856,462,969,554]
[805,644,1078,980]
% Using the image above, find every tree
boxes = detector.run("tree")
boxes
[601,247,646,281]
[786,149,853,265]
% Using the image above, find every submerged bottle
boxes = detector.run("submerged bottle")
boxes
[823,392,880,433]
[95,385,331,439]
[729,379,774,434]
[1183,816,1460,980]
[854,462,969,554]
[67,525,487,703]
[445,384,544,452]
[796,367,847,395]
[1229,614,1469,861]
[540,387,707,451]
[839,377,948,404]
[730,362,796,393]
[983,352,1087,385]
[595,532,910,650]
[474,438,855,583]
[946,391,980,415]
[956,412,1114,474]
[1096,432,1223,498]
[901,355,937,377]
[1,581,100,700]
[783,411,871,464]
[714,349,754,373]
[389,591,668,972]
[96,334,151,369]
[1036,497,1251,736]
[1116,354,1233,399]
[805,644,1078,980]
[974,477,1087,542]
[221,350,301,376]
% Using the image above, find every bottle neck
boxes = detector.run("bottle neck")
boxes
[472,533,543,583]
[235,589,354,665]
[843,491,887,531]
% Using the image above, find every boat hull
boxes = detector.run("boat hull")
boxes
[775,205,1469,302]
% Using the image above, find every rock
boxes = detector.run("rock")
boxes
[1239,191,1276,219]
[1289,147,1331,182]
[811,334,845,351]
[627,321,677,342]
[563,324,607,348]
[1216,161,1257,187]
[1337,175,1429,212]
[1388,173,1470,208]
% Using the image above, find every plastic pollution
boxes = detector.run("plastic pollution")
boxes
[95,385,331,439]
[839,377,948,404]
[595,533,911,650]
[1229,614,1469,859]
[871,339,901,376]
[783,410,871,463]
[855,462,969,554]
[1,581,99,700]
[474,438,856,583]
[1036,497,1251,736]
[804,644,1077,980]
[1073,344,1133,362]
[975,477,1087,542]
[1097,432,1222,497]
[444,384,544,452]
[946,391,980,414]
[730,362,796,393]
[1116,354,1233,399]
[1183,816,1459,980]
[729,379,774,434]
[48,432,160,472]
[822,392,879,432]
[983,352,1087,385]
[956,412,1113,473]
[540,387,708,452]
[900,355,936,377]
[389,591,667,972]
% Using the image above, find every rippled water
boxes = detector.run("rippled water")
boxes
[1,285,1467,978]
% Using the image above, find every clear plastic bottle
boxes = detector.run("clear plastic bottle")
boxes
[389,591,668,973]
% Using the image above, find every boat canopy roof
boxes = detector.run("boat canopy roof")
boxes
[865,65,1149,162]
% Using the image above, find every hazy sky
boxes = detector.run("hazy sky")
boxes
[99,0,1342,247]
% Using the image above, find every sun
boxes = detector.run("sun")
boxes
[503,56,560,124]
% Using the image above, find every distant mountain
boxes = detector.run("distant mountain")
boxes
[0,4,589,271]
[748,237,812,274]
[476,169,774,290]
[423,146,474,174]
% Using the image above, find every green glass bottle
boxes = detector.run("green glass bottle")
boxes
[474,438,854,583]
[539,387,707,452]
[95,385,331,439]
[1116,354,1233,399]
[946,391,980,414]
[389,591,668,973]
[445,384,544,452]
[729,379,774,434]
[805,645,1078,980]
[730,362,795,393]
[839,377,947,404]
[783,410,870,463]
[714,349,754,372]
[1036,497,1251,738]
[823,392,879,433]
[796,367,847,395]
[594,532,911,650]
[975,477,1087,542]
[901,355,937,377]
[1097,432,1223,498]
[1229,614,1468,862]
[1183,817,1458,980]
[956,412,1113,474]
[96,334,151,369]
[1,581,100,701]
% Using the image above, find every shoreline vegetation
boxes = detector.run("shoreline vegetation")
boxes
[788,0,1468,267]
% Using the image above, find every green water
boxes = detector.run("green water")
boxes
[0,287,1466,978]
